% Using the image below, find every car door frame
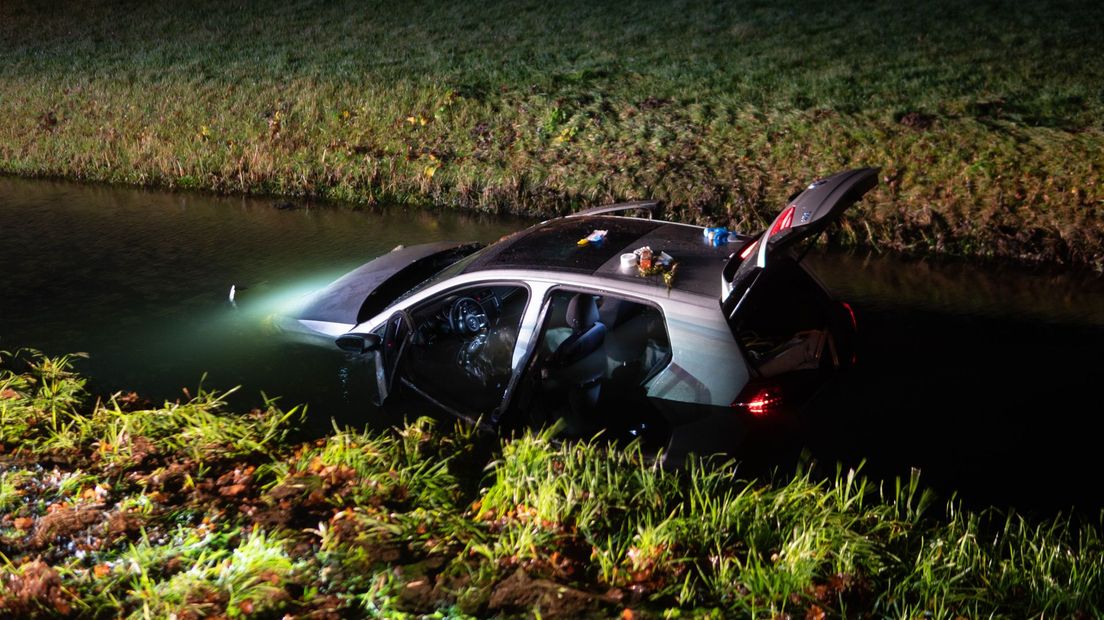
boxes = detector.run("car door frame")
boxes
[494,282,678,424]
[350,273,544,423]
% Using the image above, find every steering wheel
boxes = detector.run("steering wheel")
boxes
[449,296,488,336]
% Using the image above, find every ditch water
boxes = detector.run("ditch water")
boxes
[2,176,1103,512]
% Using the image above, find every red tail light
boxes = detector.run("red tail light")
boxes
[732,384,784,417]
[739,239,758,260]
[768,205,796,238]
[841,301,857,330]
[840,301,858,366]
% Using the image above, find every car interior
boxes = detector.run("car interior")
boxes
[401,284,529,415]
[731,257,846,377]
[509,290,672,448]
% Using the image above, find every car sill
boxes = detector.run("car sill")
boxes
[399,378,493,430]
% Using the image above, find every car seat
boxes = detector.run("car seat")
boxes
[547,293,607,419]
[600,298,646,380]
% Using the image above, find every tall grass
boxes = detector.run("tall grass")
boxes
[1,352,1101,617]
[1,349,300,470]
[123,526,297,619]
[1,0,1102,267]
[475,435,1102,616]
[0,350,88,443]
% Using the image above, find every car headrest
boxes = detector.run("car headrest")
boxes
[565,293,600,330]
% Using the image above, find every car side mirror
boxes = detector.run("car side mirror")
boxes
[335,333,382,353]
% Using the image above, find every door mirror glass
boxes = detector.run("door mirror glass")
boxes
[335,332,382,353]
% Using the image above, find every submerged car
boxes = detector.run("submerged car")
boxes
[289,168,877,461]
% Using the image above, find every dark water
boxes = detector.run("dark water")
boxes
[803,254,1104,512]
[2,176,1103,511]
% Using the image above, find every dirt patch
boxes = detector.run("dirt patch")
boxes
[30,504,104,548]
[898,111,935,129]
[104,509,144,540]
[0,560,73,615]
[487,568,606,619]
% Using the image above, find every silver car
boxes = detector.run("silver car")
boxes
[290,168,877,460]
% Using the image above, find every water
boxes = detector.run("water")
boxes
[804,254,1104,512]
[3,176,1103,510]
[0,176,524,428]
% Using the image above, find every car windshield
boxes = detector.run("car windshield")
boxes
[385,244,493,311]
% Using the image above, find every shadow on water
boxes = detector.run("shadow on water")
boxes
[3,176,1103,511]
[802,253,1104,513]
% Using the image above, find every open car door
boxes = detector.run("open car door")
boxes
[721,168,878,321]
[335,310,413,406]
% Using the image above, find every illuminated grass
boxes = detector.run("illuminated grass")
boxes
[1,352,1101,617]
[121,526,297,619]
[1,0,1102,267]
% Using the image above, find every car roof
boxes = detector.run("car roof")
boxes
[462,215,749,297]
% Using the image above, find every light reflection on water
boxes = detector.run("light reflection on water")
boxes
[0,176,524,428]
[805,251,1104,326]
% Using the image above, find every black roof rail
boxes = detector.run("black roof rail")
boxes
[566,200,660,219]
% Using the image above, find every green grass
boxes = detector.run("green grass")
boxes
[1,0,1102,267]
[2,351,1102,618]
[122,526,298,619]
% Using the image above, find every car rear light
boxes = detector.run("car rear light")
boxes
[732,383,784,417]
[840,301,858,365]
[738,239,758,260]
[841,301,857,330]
[768,205,796,238]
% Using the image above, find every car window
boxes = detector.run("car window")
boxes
[400,284,529,416]
[514,290,671,443]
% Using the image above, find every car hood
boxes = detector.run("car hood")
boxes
[294,241,480,326]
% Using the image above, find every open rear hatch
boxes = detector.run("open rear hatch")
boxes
[721,167,878,320]
[721,168,876,415]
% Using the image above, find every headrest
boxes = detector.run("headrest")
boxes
[565,293,600,330]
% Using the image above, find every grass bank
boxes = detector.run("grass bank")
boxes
[2,351,1101,618]
[1,0,1102,268]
